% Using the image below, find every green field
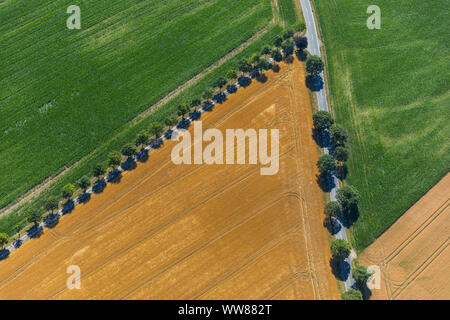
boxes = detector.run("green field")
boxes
[0,0,275,210]
[315,0,450,250]
[0,0,299,235]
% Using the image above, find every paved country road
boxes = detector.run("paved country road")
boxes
[299,0,355,291]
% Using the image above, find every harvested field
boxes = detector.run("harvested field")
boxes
[0,59,338,300]
[359,174,450,300]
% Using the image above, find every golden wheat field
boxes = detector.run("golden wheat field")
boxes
[0,59,338,300]
[360,174,450,300]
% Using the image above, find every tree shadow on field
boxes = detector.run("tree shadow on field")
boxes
[107,169,122,184]
[306,74,324,92]
[62,199,75,214]
[312,128,326,148]
[323,217,341,235]
[136,149,149,163]
[342,206,359,228]
[227,84,237,94]
[44,213,60,229]
[27,225,44,239]
[190,110,202,121]
[284,55,294,64]
[271,64,280,73]
[151,137,164,149]
[256,73,268,83]
[122,157,137,171]
[165,129,175,140]
[336,163,348,180]
[238,76,252,87]
[330,258,351,281]
[92,178,107,194]
[316,172,334,192]
[250,69,259,79]
[14,238,23,249]
[354,283,372,300]
[177,118,191,129]
[213,92,227,104]
[296,49,307,62]
[203,101,215,112]
[0,249,10,261]
[77,192,91,204]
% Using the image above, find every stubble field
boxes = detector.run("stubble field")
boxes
[360,174,449,300]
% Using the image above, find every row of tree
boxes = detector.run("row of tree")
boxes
[309,90,371,300]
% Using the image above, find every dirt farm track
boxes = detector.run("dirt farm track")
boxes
[0,59,339,299]
[360,174,450,300]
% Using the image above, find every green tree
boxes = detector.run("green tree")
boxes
[271,49,282,62]
[14,224,22,238]
[336,185,360,210]
[312,111,334,131]
[165,117,178,127]
[121,144,137,158]
[93,163,106,180]
[238,59,252,73]
[203,88,214,101]
[306,55,324,75]
[282,40,294,56]
[333,146,349,162]
[27,208,43,227]
[352,265,372,287]
[273,36,283,47]
[108,151,122,169]
[261,46,271,55]
[317,154,336,175]
[149,122,164,138]
[258,59,271,71]
[330,239,352,260]
[342,289,363,300]
[177,104,189,118]
[324,201,342,224]
[62,183,75,200]
[330,124,348,147]
[135,131,149,148]
[77,176,91,192]
[226,69,238,81]
[294,21,306,33]
[250,53,260,65]
[213,77,227,88]
[283,28,294,40]
[191,99,201,110]
[0,233,9,248]
[294,36,308,50]
[44,196,59,213]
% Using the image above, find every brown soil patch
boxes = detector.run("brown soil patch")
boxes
[360,174,450,300]
[0,58,338,300]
